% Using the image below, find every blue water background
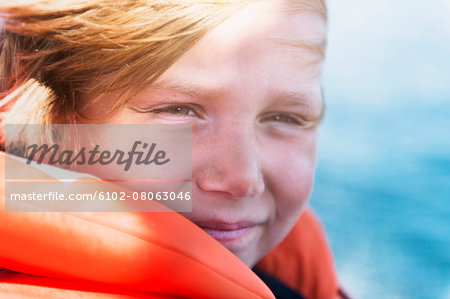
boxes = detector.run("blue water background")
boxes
[310,1,450,298]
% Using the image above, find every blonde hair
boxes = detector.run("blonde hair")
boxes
[0,0,327,128]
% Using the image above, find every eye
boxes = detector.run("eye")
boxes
[151,105,196,116]
[261,113,306,126]
[152,105,196,116]
[128,103,205,123]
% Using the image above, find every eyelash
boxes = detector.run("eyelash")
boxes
[151,105,198,117]
[260,113,307,127]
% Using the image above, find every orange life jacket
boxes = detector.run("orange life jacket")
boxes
[0,152,341,298]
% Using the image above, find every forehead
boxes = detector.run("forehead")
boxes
[211,0,327,59]
[155,0,326,107]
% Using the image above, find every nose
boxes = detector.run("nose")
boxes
[194,127,265,199]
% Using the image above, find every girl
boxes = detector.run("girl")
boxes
[0,0,349,298]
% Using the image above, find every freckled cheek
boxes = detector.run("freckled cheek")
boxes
[276,164,314,220]
[259,148,316,258]
[267,139,317,218]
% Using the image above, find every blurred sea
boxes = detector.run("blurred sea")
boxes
[310,0,450,298]
[311,99,450,299]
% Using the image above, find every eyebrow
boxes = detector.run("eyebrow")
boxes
[274,91,315,108]
[150,79,204,99]
[273,37,326,58]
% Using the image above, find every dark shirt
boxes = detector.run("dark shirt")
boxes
[253,268,307,299]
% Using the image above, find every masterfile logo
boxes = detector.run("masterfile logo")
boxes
[4,124,192,212]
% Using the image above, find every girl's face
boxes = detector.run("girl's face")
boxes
[79,0,326,267]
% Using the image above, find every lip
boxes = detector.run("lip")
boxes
[194,221,258,242]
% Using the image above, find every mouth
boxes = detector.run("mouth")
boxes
[194,221,258,242]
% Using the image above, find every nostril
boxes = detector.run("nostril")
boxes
[195,166,264,199]
[195,167,228,194]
